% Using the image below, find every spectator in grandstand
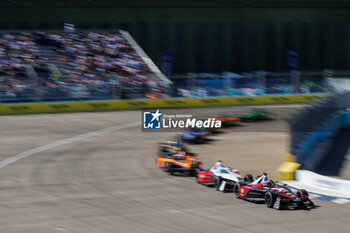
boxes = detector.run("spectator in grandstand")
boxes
[0,33,40,101]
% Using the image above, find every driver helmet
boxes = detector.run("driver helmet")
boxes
[267,180,276,188]
[215,160,223,168]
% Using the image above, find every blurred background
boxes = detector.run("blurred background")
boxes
[1,0,350,102]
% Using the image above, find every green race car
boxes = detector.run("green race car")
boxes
[238,109,275,122]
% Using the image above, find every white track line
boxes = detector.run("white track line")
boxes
[0,121,140,168]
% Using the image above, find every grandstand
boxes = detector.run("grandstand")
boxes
[0,30,170,102]
[0,30,331,103]
[2,0,350,102]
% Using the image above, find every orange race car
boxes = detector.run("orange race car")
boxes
[157,152,201,176]
[213,114,241,127]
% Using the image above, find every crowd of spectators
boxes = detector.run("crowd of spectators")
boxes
[0,31,168,102]
[46,32,166,99]
[0,33,41,101]
[0,31,327,102]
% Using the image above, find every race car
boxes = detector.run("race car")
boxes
[237,109,275,122]
[158,139,195,157]
[233,173,314,210]
[179,127,210,143]
[212,114,241,127]
[157,152,200,176]
[197,161,242,192]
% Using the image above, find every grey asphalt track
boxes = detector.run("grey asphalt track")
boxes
[0,106,348,233]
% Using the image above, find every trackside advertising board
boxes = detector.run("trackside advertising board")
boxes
[0,94,327,115]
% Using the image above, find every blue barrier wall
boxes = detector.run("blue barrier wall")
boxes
[297,111,350,170]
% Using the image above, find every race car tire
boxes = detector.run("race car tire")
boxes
[158,147,164,157]
[234,183,241,199]
[189,169,197,177]
[241,118,253,122]
[215,177,222,191]
[265,192,276,208]
[297,189,309,202]
[169,164,175,175]
[244,174,254,183]
[187,152,197,157]
[164,162,170,172]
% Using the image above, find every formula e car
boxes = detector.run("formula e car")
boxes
[197,161,242,192]
[158,139,196,157]
[212,114,241,127]
[238,109,275,122]
[179,127,210,143]
[234,173,314,210]
[157,152,201,176]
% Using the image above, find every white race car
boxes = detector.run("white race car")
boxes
[210,161,242,192]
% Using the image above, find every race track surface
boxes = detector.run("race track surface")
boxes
[0,106,349,233]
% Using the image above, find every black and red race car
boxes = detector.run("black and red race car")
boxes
[234,173,314,210]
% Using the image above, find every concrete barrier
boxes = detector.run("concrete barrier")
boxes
[292,170,350,198]
[278,161,301,180]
